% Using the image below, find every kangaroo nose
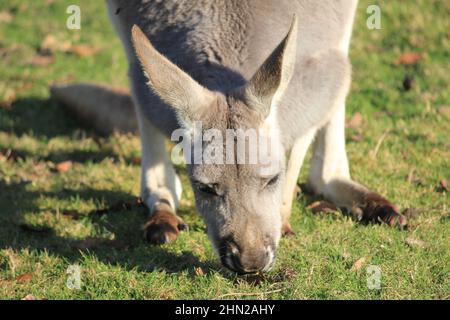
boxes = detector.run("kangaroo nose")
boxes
[219,239,275,274]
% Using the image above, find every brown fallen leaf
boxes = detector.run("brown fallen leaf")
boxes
[351,257,366,271]
[22,294,37,300]
[395,53,422,65]
[55,160,73,172]
[437,179,448,193]
[0,11,13,23]
[62,210,81,220]
[31,53,54,66]
[41,34,72,53]
[306,201,338,214]
[346,112,363,129]
[70,44,98,57]
[405,237,425,248]
[195,267,205,277]
[16,272,33,283]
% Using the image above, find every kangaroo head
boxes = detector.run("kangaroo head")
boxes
[132,20,298,273]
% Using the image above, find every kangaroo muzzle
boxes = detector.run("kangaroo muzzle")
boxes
[218,237,276,274]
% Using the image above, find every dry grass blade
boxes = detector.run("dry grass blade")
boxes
[371,130,389,159]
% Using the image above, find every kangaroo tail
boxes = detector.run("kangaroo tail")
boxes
[50,83,138,135]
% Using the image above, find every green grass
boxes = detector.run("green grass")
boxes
[0,0,449,300]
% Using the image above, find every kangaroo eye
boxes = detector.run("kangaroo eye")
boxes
[265,174,280,188]
[197,182,219,196]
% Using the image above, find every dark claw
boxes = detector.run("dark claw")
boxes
[143,210,183,245]
[145,225,169,244]
[363,192,408,230]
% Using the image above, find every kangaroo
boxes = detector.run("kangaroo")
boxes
[51,0,407,274]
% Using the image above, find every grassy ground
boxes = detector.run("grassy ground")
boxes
[0,0,449,300]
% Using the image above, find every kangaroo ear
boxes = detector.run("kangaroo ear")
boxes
[243,16,298,117]
[131,25,215,127]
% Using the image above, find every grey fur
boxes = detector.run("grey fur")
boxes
[108,0,353,145]
[104,0,358,273]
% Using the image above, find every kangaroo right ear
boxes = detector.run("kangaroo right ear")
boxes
[131,25,215,127]
[242,16,299,118]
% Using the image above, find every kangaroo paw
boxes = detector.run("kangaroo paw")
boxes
[361,192,408,230]
[143,206,187,245]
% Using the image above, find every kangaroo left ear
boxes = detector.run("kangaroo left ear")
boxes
[242,15,298,117]
[131,25,216,128]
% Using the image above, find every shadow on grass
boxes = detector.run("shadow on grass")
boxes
[0,179,219,278]
[0,97,143,165]
[0,97,221,278]
[1,97,84,138]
